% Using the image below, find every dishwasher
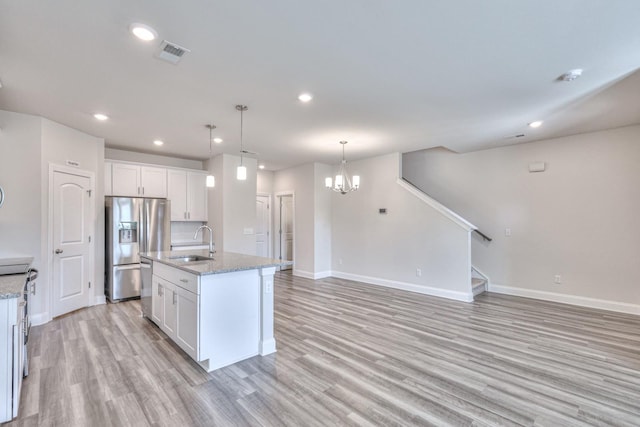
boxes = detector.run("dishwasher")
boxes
[140,257,152,318]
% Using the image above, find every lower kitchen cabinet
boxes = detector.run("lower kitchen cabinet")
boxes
[151,272,198,359]
[0,296,25,423]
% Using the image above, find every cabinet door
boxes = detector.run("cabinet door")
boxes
[112,163,140,197]
[175,287,198,359]
[167,170,188,221]
[151,275,164,326]
[141,166,167,198]
[104,162,112,196]
[163,281,177,337]
[187,172,208,221]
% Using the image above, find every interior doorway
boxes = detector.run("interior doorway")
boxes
[275,193,294,270]
[50,166,94,317]
[256,194,271,258]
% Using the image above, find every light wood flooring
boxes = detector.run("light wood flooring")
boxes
[8,272,640,426]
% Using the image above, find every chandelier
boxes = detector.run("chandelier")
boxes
[325,141,360,194]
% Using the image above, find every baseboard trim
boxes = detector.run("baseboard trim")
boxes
[332,271,474,302]
[292,269,332,280]
[489,284,640,315]
[94,295,106,306]
[30,312,49,326]
[259,338,277,356]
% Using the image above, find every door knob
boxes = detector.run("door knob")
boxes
[55,249,63,254]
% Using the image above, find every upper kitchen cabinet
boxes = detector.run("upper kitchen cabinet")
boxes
[168,169,208,221]
[111,163,167,198]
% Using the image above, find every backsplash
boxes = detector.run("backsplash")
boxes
[171,221,206,244]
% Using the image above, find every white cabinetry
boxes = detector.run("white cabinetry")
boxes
[148,260,275,373]
[0,297,24,423]
[111,163,167,198]
[167,169,208,221]
[151,263,198,359]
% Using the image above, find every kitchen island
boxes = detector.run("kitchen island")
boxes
[140,250,290,372]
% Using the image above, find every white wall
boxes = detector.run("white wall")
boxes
[331,153,472,300]
[313,163,332,275]
[0,111,105,323]
[105,148,204,170]
[273,163,315,275]
[41,118,105,318]
[403,125,640,312]
[257,170,273,194]
[0,110,43,312]
[207,154,257,254]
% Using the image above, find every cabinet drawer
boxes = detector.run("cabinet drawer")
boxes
[154,262,199,294]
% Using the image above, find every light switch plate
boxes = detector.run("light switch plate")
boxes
[244,227,254,235]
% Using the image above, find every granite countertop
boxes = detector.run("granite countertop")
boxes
[141,250,292,276]
[0,273,26,299]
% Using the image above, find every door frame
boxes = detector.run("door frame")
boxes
[47,163,96,321]
[274,191,295,270]
[256,192,272,258]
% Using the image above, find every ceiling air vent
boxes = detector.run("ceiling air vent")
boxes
[156,40,191,64]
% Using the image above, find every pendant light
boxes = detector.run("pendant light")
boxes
[325,141,360,194]
[205,124,216,187]
[236,105,248,180]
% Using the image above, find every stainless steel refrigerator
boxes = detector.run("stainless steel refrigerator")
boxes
[105,197,170,302]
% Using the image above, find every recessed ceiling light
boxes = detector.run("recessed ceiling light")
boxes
[560,69,583,82]
[213,137,223,144]
[153,140,164,146]
[528,121,543,128]
[93,113,109,121]
[258,164,265,170]
[298,93,313,103]
[130,23,158,41]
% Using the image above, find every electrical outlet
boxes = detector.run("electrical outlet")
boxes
[339,258,343,265]
[416,268,422,277]
[554,275,562,284]
[505,228,512,237]
[265,281,273,293]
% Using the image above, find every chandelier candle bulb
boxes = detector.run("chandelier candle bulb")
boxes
[352,175,360,188]
[325,177,332,188]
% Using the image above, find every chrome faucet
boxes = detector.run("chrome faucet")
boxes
[194,225,215,256]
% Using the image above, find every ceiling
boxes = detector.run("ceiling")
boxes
[1,1,640,170]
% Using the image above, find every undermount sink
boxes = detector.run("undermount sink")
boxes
[168,255,213,262]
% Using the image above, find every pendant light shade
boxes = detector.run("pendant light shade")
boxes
[205,124,216,188]
[237,165,247,180]
[325,141,360,194]
[236,104,249,181]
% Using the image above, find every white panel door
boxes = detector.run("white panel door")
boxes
[111,163,140,197]
[256,195,270,257]
[187,172,208,221]
[140,166,167,198]
[52,171,92,317]
[167,169,188,220]
[279,195,293,270]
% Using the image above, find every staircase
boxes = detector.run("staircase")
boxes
[471,267,488,297]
